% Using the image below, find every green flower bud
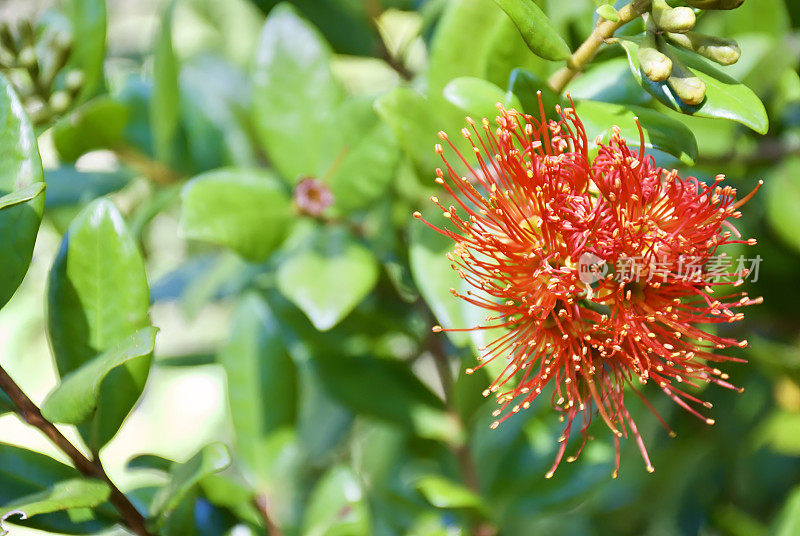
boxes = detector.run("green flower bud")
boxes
[664,52,706,105]
[49,91,70,113]
[683,0,744,9]
[651,0,696,33]
[638,32,673,82]
[17,46,36,68]
[65,69,84,92]
[665,32,741,65]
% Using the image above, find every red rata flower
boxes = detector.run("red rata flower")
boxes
[414,96,762,478]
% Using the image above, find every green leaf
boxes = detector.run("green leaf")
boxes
[0,75,45,310]
[428,0,533,122]
[771,486,800,536]
[0,445,110,534]
[127,454,174,474]
[565,58,651,105]
[766,157,800,254]
[180,168,294,261]
[42,327,158,425]
[65,0,107,101]
[52,97,130,162]
[44,166,133,208]
[252,3,342,182]
[572,100,698,165]
[320,96,399,214]
[492,0,571,60]
[0,479,110,535]
[0,183,45,211]
[218,293,297,476]
[277,225,379,331]
[507,68,563,119]
[47,198,152,450]
[618,37,769,134]
[311,352,443,429]
[596,4,619,22]
[415,475,485,511]
[151,1,180,164]
[408,212,470,348]
[302,466,369,536]
[374,87,448,181]
[149,443,231,529]
[443,77,523,121]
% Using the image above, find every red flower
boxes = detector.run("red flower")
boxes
[414,96,762,478]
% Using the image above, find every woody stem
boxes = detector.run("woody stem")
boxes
[548,0,651,94]
[0,364,153,536]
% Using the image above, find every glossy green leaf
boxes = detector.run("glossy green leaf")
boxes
[42,327,158,425]
[492,0,571,60]
[180,168,294,261]
[507,68,563,119]
[277,225,379,331]
[44,166,133,208]
[303,465,369,536]
[429,0,534,124]
[320,96,399,214]
[565,58,651,105]
[52,97,130,162]
[619,37,769,134]
[151,1,180,163]
[127,454,174,474]
[0,75,45,310]
[218,293,297,476]
[443,77,523,121]
[0,445,110,534]
[65,0,107,101]
[149,443,232,529]
[596,4,619,22]
[484,13,552,88]
[0,479,110,535]
[47,198,152,450]
[0,183,45,211]
[573,100,698,165]
[415,475,485,511]
[374,87,448,181]
[311,352,443,428]
[252,3,342,182]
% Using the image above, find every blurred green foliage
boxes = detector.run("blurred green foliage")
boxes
[0,0,797,535]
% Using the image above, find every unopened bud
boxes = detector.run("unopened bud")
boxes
[53,30,72,52]
[665,32,741,65]
[665,54,706,106]
[49,91,70,113]
[638,32,672,82]
[683,0,744,9]
[65,69,84,92]
[17,46,36,68]
[651,0,696,33]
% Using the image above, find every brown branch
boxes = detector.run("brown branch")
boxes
[548,0,651,94]
[0,364,154,536]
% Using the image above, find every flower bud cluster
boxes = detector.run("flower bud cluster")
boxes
[0,19,84,126]
[638,0,744,106]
